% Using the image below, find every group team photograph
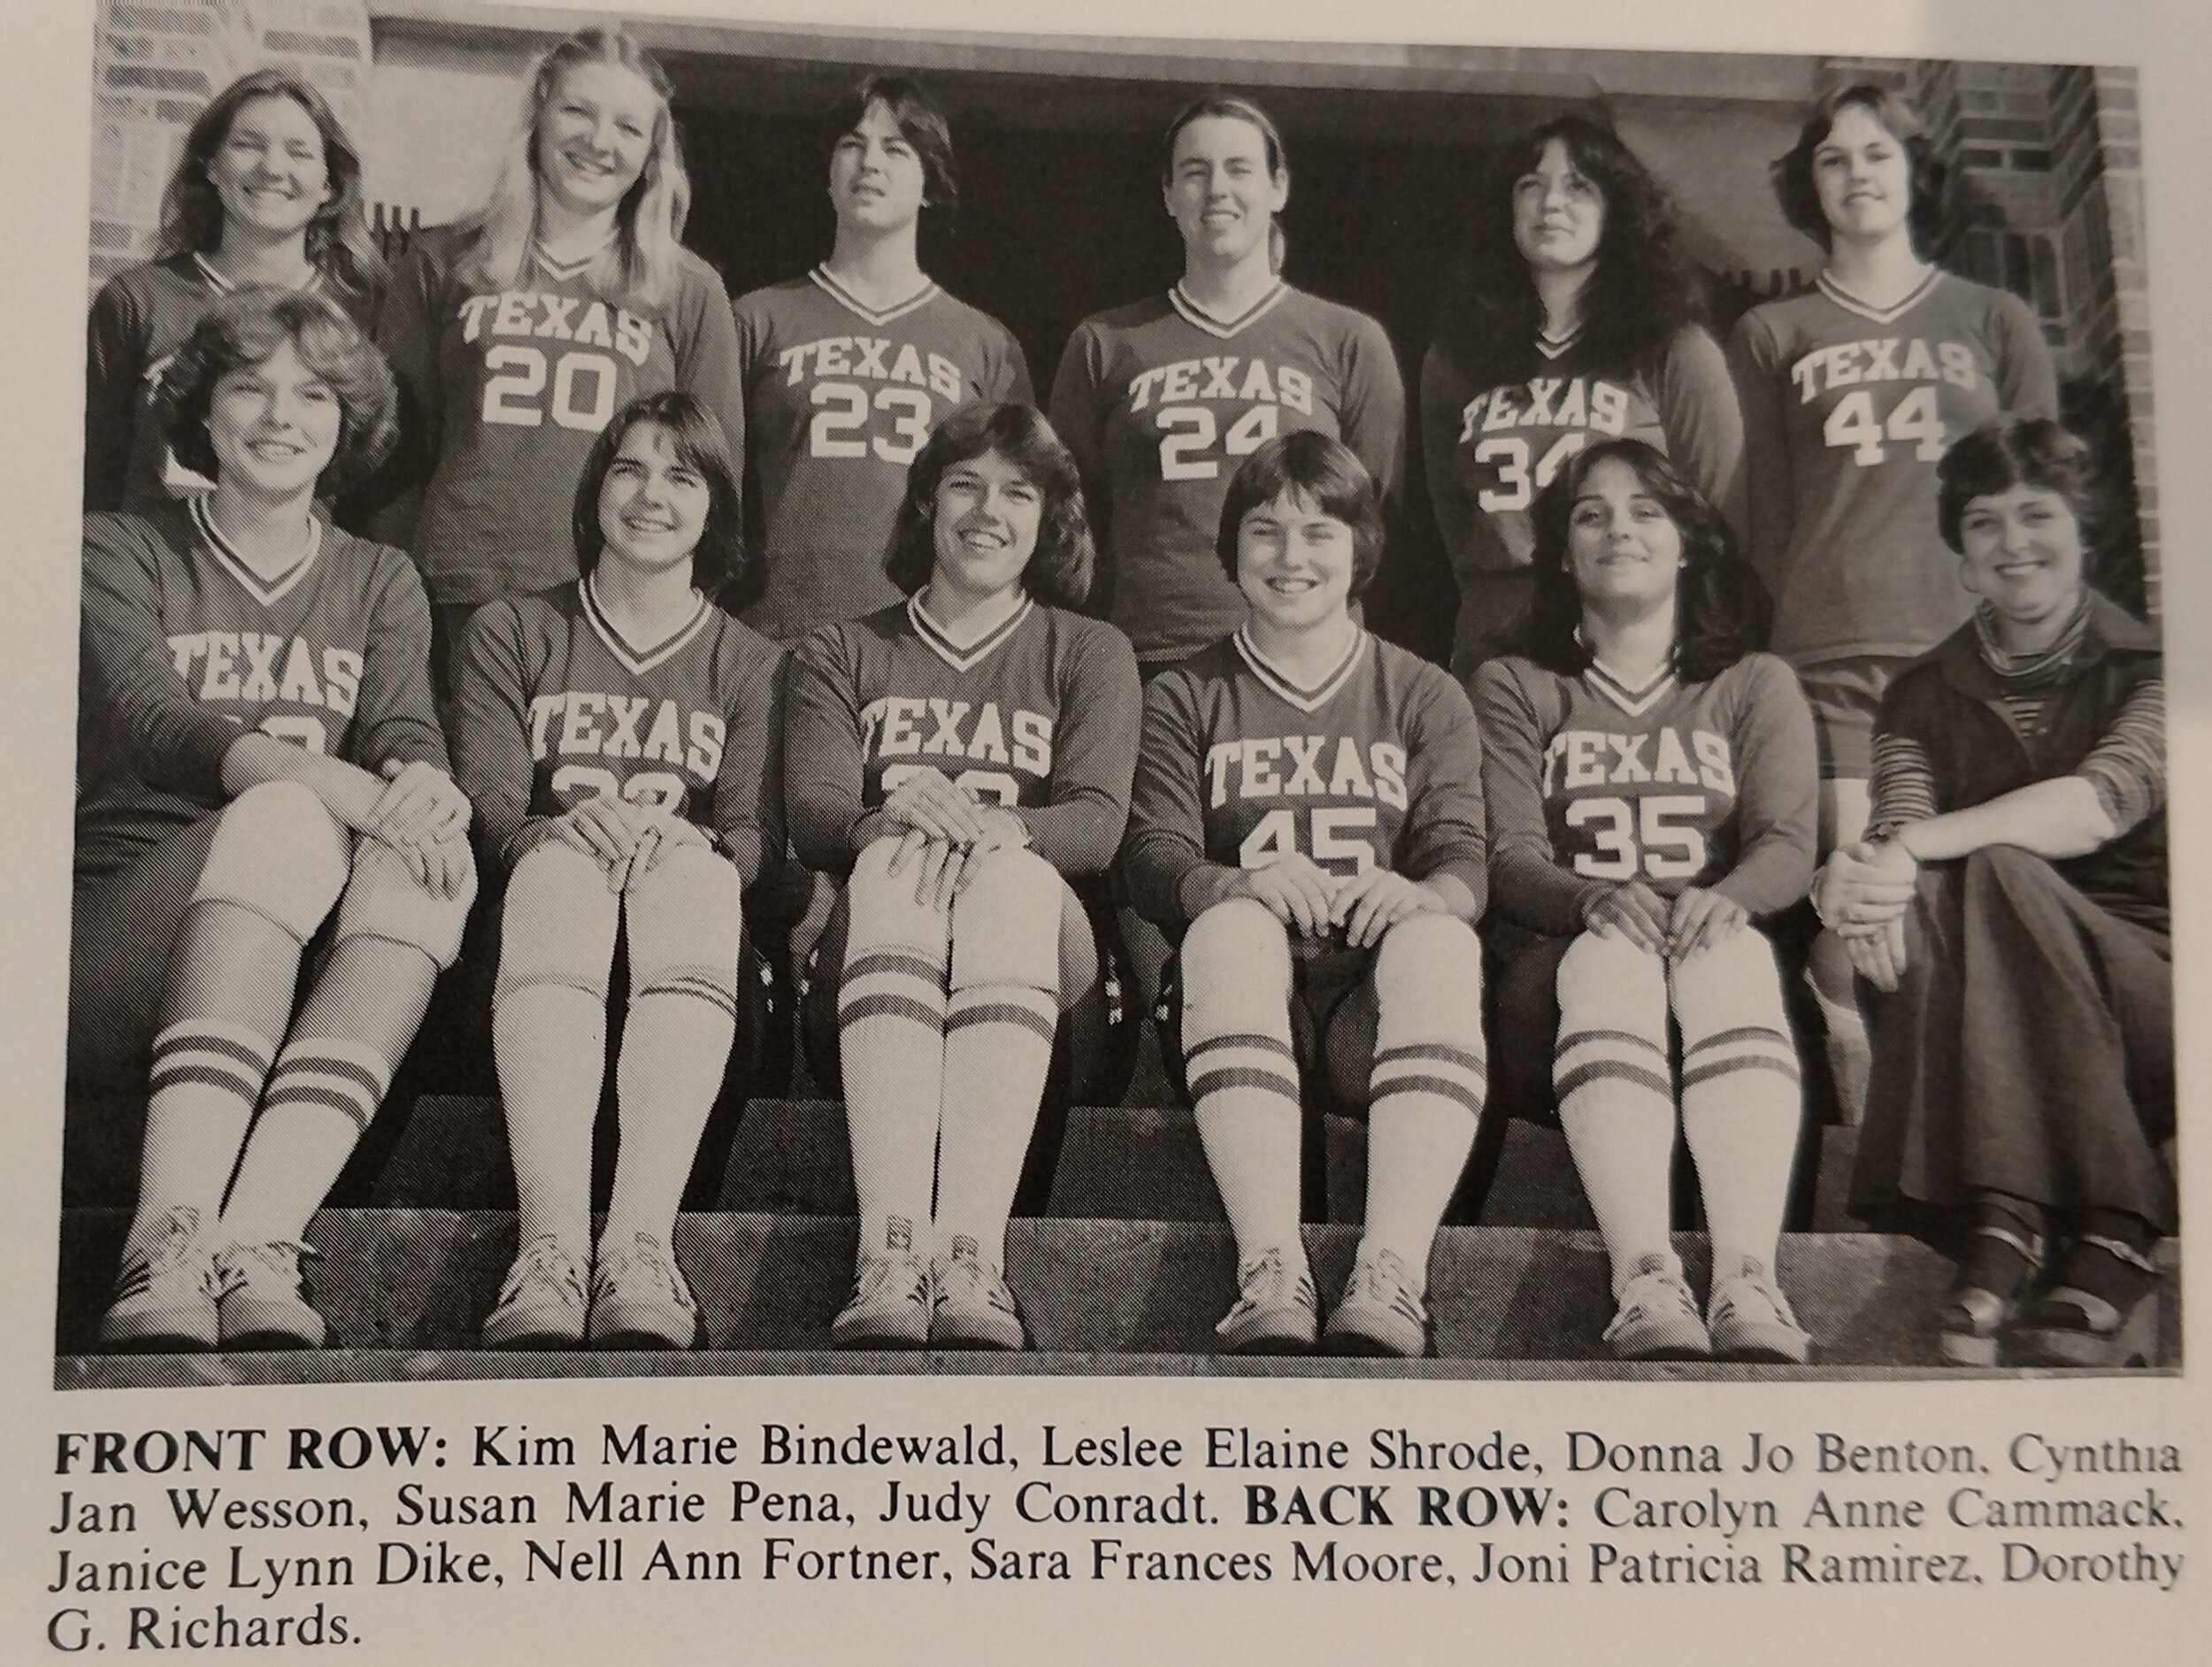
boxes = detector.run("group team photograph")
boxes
[55,1,2175,1383]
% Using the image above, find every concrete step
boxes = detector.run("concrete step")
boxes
[56,1209,2177,1371]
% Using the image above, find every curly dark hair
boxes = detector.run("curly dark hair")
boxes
[571,391,754,607]
[1517,437,1770,685]
[1214,431,1386,601]
[884,403,1094,608]
[159,287,396,495]
[157,68,384,308]
[1936,417,2101,556]
[1772,85,1947,257]
[1433,113,1705,376]
[822,74,959,233]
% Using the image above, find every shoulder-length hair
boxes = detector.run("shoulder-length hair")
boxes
[1518,437,1770,685]
[1214,431,1386,601]
[1772,84,1947,257]
[457,27,692,312]
[884,403,1094,608]
[1161,92,1289,274]
[1435,112,1703,375]
[571,390,752,605]
[157,68,384,308]
[159,286,396,495]
[1936,417,2101,555]
[823,73,958,233]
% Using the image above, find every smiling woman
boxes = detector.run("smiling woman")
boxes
[370,26,747,696]
[84,68,384,517]
[782,401,1140,1353]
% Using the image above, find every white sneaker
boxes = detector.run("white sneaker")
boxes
[1216,1246,1318,1355]
[483,1236,589,1350]
[214,1241,326,1350]
[931,1238,1024,1351]
[1602,1254,1710,1361]
[1325,1246,1431,1358]
[1707,1258,1812,1364]
[100,1206,218,1353]
[586,1233,700,1349]
[833,1253,931,1349]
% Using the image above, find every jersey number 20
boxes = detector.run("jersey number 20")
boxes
[482,345,619,431]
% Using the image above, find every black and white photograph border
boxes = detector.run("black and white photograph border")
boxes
[47,0,2182,1388]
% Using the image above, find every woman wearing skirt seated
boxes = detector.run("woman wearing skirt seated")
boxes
[1817,418,2170,1368]
[1474,438,1818,1363]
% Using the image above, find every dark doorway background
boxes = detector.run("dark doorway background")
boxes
[669,53,1591,662]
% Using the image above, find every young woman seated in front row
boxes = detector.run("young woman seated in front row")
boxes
[1123,432,1489,1359]
[1474,438,1818,1363]
[453,391,784,1350]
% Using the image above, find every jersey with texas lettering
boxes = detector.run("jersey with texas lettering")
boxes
[375,227,747,606]
[1419,323,1741,672]
[1728,271,2057,665]
[75,499,447,880]
[732,269,1032,641]
[1473,651,1817,939]
[783,594,1141,880]
[1048,283,1405,663]
[84,255,368,516]
[1122,628,1486,944]
[451,577,784,887]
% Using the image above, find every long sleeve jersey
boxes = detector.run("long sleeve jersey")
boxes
[1048,282,1405,664]
[76,499,446,880]
[731,268,1032,641]
[374,227,747,606]
[1474,649,1817,936]
[450,577,785,887]
[1122,626,1486,938]
[782,594,1141,880]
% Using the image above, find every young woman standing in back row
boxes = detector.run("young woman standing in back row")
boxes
[85,68,384,516]
[1728,85,2057,1116]
[732,75,1031,646]
[374,27,745,691]
[1049,93,1404,673]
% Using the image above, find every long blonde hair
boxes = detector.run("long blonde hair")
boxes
[457,27,692,311]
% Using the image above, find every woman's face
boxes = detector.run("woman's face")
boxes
[1164,114,1286,267]
[597,422,710,577]
[206,337,343,501]
[1812,102,1914,245]
[1956,483,2087,629]
[1565,455,1686,610]
[1511,137,1606,278]
[931,449,1043,600]
[1236,488,1357,634]
[209,94,332,243]
[535,60,660,219]
[830,100,928,234]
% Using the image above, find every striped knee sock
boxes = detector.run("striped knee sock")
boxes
[934,982,1058,1266]
[1363,1042,1486,1292]
[217,1039,392,1247]
[840,945,948,1258]
[1679,1021,1801,1279]
[1189,1031,1306,1273]
[1555,1023,1679,1293]
[129,1021,278,1259]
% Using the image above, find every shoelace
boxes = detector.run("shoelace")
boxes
[1224,1248,1313,1324]
[936,1255,1015,1315]
[218,1241,316,1299]
[500,1238,585,1306]
[1604,1267,1698,1342]
[851,1256,927,1305]
[603,1235,693,1310]
[1351,1252,1427,1324]
[1711,1273,1800,1333]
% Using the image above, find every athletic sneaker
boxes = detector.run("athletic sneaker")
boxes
[1602,1255,1710,1361]
[1216,1246,1319,1355]
[1707,1259,1813,1364]
[214,1241,327,1350]
[1325,1246,1431,1358]
[931,1237,1025,1351]
[831,1253,931,1349]
[482,1236,589,1350]
[586,1233,701,1349]
[99,1205,219,1353]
